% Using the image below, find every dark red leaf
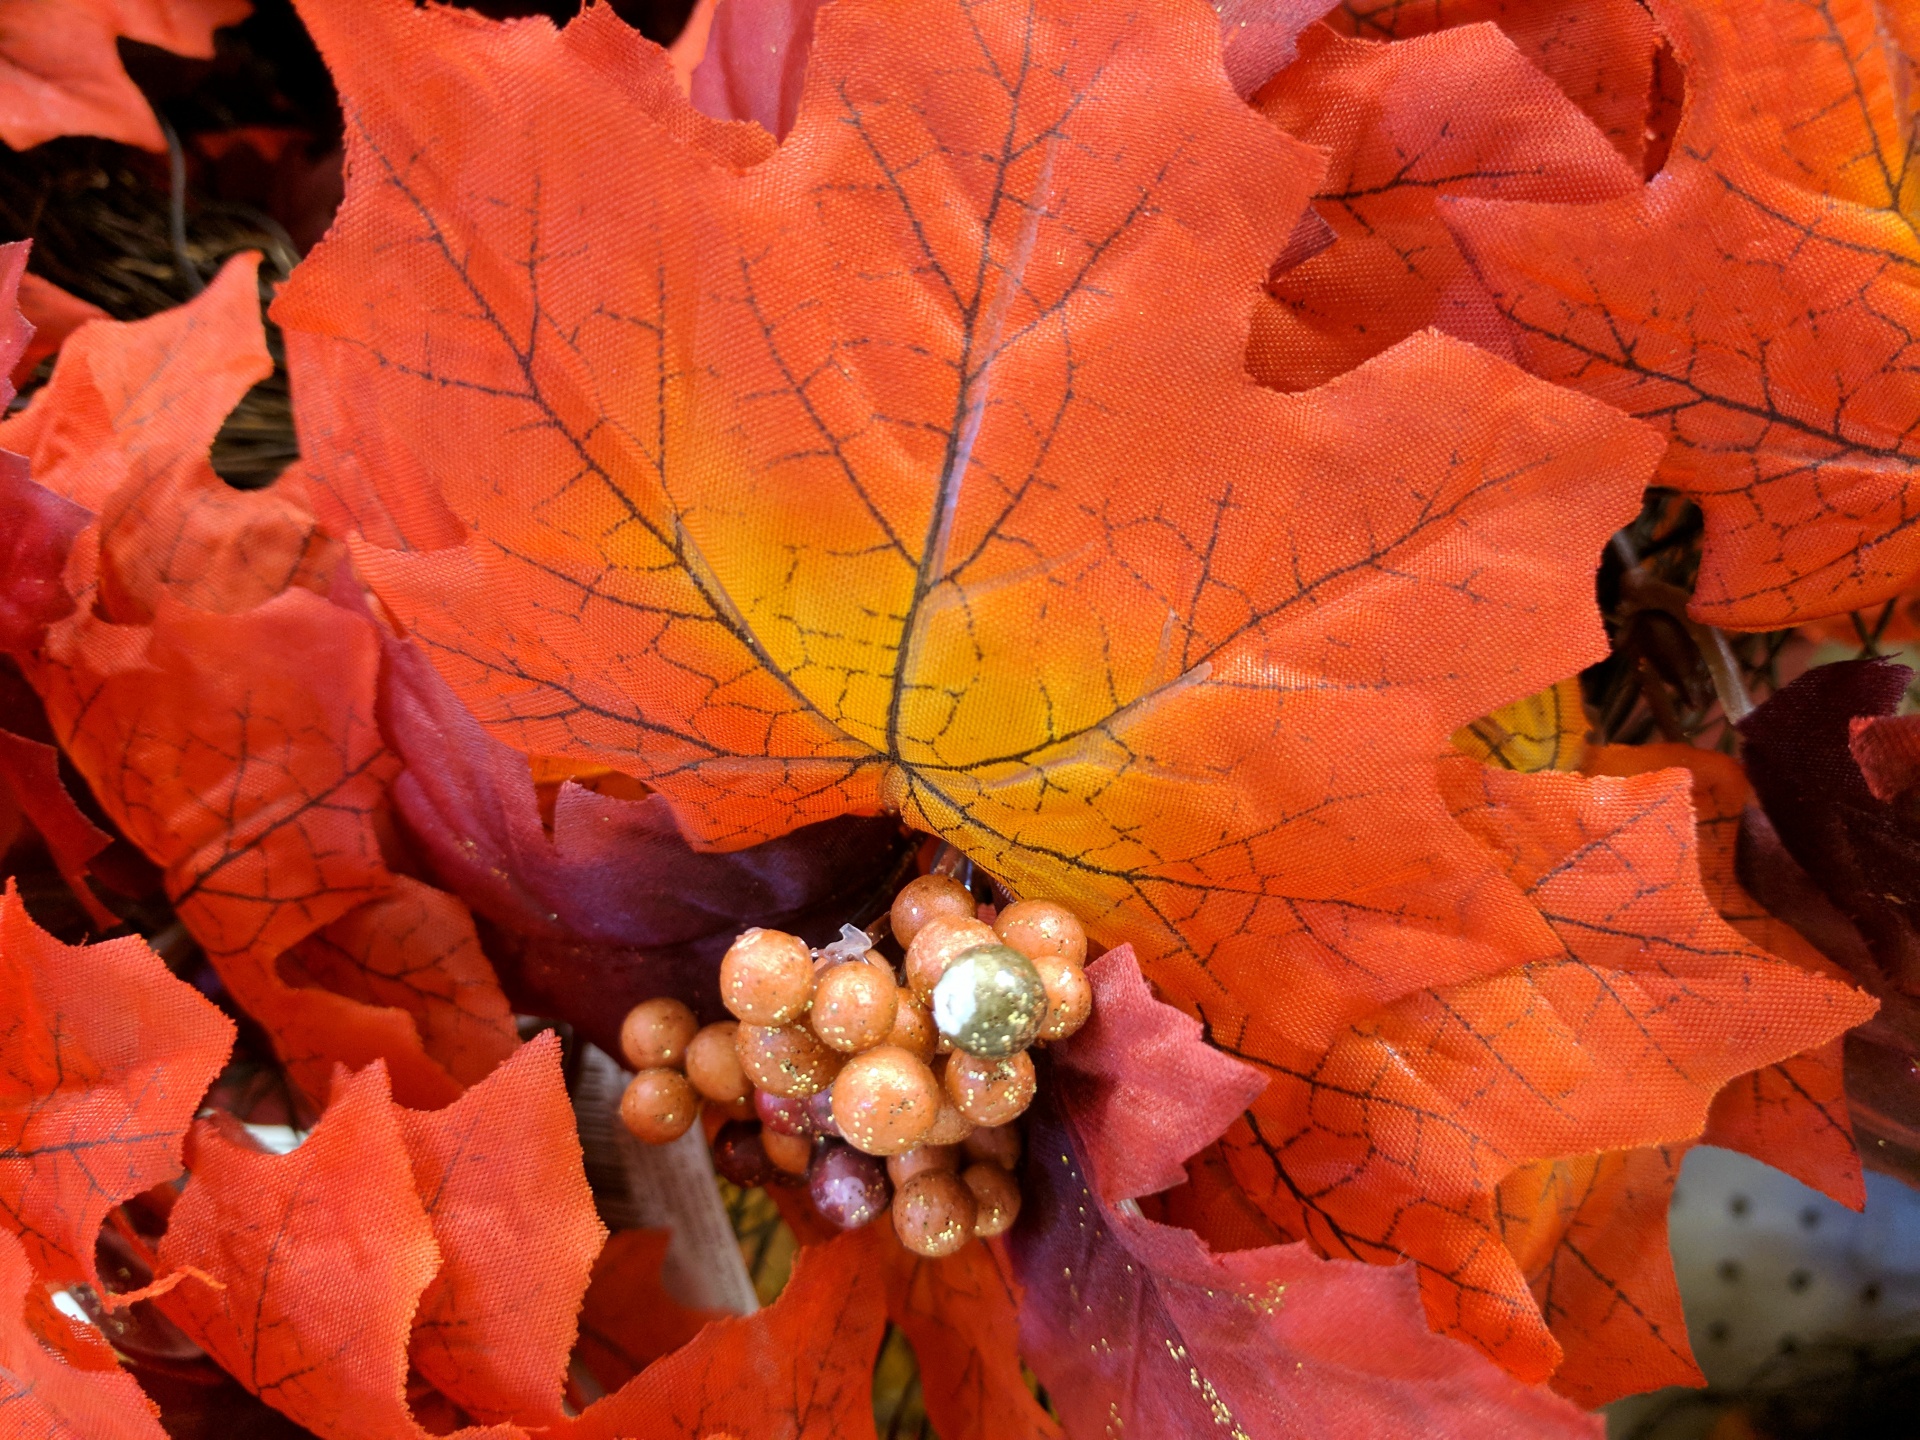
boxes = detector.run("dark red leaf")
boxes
[1051,943,1267,1203]
[380,631,906,1049]
[1738,658,1920,1184]
[1008,1094,1601,1440]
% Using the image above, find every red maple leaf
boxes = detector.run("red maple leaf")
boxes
[158,1038,597,1437]
[0,879,233,1293]
[1,256,518,1108]
[0,1229,167,1440]
[1443,0,1920,626]
[0,0,252,152]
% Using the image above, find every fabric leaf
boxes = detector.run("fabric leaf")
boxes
[554,1226,886,1440]
[1051,943,1268,1203]
[1250,19,1640,391]
[1009,1094,1602,1440]
[879,1231,1060,1440]
[155,1063,519,1440]
[7,255,514,1108]
[1585,742,1864,1208]
[0,1229,166,1440]
[1493,1147,1696,1407]
[1327,0,1662,167]
[0,0,251,152]
[378,628,905,1054]
[1223,761,1876,1380]
[0,879,233,1291]
[1444,0,1920,627]
[395,1031,605,1426]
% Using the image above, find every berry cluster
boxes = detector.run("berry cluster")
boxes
[614,872,1093,1257]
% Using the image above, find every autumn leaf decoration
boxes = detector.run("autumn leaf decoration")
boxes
[0,0,1906,1434]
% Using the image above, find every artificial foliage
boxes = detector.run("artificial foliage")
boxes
[0,0,1917,1436]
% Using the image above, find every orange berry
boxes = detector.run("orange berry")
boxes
[993,899,1087,968]
[685,1022,752,1107]
[892,1170,976,1257]
[619,1068,698,1145]
[886,1143,959,1188]
[890,873,976,948]
[944,1049,1035,1127]
[884,992,937,1061]
[736,1022,843,1098]
[830,1045,941,1155]
[809,961,899,1053]
[904,915,997,1001]
[719,927,816,1025]
[762,1128,814,1176]
[962,1123,1021,1170]
[619,996,698,1071]
[1032,954,1093,1042]
[962,1162,1021,1237]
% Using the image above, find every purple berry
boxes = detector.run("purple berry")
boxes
[806,1086,842,1139]
[755,1088,816,1138]
[809,1140,892,1229]
[711,1120,773,1188]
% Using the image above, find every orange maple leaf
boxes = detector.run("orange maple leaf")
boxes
[878,1230,1061,1440]
[0,0,251,152]
[1587,741,1865,1208]
[0,1229,167,1440]
[1238,758,1873,1386]
[2,255,516,1107]
[1327,0,1664,168]
[1443,0,1920,627]
[274,0,1891,1386]
[1249,19,1641,391]
[0,879,233,1293]
[158,1039,597,1439]
[394,1032,606,1426]
[553,1227,888,1440]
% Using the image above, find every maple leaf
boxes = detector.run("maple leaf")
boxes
[0,1230,167,1440]
[1585,741,1864,1208]
[2,255,517,1108]
[393,1031,605,1425]
[1008,1092,1603,1439]
[1326,0,1664,167]
[572,1230,724,1396]
[1490,1146,1696,1406]
[274,1,1695,1371]
[552,1227,887,1440]
[156,1042,596,1440]
[1220,759,1873,1380]
[1051,943,1269,1203]
[12,274,106,394]
[1249,19,1641,392]
[1737,657,1920,1185]
[1443,0,1920,627]
[878,1230,1060,1440]
[157,1063,467,1440]
[678,0,1333,146]
[0,0,251,152]
[378,629,907,1056]
[0,728,118,931]
[0,878,233,1293]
